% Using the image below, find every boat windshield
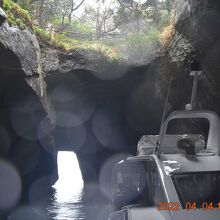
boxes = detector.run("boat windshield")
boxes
[171,172,220,208]
[111,160,166,208]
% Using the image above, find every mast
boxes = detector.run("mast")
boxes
[154,59,202,158]
[154,78,173,158]
[189,59,202,110]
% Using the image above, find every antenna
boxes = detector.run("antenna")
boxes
[189,59,202,110]
[154,78,173,158]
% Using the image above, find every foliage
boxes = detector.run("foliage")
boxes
[2,0,11,10]
[16,0,36,11]
[51,18,94,38]
[33,25,51,41]
[34,25,120,61]
[160,23,174,53]
[70,20,94,35]
[1,0,175,63]
[2,0,33,30]
[116,27,160,63]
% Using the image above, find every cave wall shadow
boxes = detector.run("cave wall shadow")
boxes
[0,70,57,206]
[46,66,163,185]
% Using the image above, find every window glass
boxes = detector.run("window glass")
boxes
[172,172,220,208]
[161,118,210,154]
[111,160,166,208]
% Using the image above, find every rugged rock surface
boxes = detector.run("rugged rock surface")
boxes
[0,8,6,26]
[1,0,220,213]
[0,23,41,77]
[0,20,57,212]
[43,0,220,184]
[41,47,128,80]
[46,65,163,182]
[42,48,162,184]
[159,0,220,113]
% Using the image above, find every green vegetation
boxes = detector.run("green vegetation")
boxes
[1,0,175,63]
[117,27,160,62]
[2,0,32,29]
[34,25,120,61]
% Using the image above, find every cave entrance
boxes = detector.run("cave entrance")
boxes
[53,151,83,197]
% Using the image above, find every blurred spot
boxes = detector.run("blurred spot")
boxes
[53,94,95,125]
[38,116,54,139]
[29,176,52,206]
[0,125,11,156]
[51,79,96,126]
[72,132,99,154]
[54,111,82,127]
[39,135,55,155]
[51,84,75,102]
[83,182,100,200]
[99,153,132,200]
[125,83,160,133]
[92,106,126,150]
[9,141,40,176]
[0,160,21,212]
[114,160,147,206]
[91,66,127,80]
[11,110,39,140]
[77,159,97,182]
[66,125,87,151]
[12,95,41,113]
[10,206,47,220]
[97,204,115,220]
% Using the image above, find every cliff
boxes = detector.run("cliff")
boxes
[158,0,220,113]
[1,0,220,214]
[0,15,57,212]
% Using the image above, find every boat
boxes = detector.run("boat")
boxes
[108,62,220,220]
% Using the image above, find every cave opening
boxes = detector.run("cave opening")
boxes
[53,151,84,197]
[48,151,85,219]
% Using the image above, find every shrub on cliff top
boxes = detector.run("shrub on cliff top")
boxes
[160,23,174,54]
[34,26,120,62]
[1,0,120,62]
[2,0,33,30]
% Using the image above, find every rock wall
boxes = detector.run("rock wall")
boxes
[0,20,57,214]
[1,0,220,211]
[159,0,220,113]
[42,0,220,184]
[45,63,163,182]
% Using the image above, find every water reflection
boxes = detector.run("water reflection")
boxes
[48,151,84,219]
[47,185,112,220]
[46,151,112,220]
[48,187,85,220]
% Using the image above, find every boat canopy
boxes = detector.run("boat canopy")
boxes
[137,110,220,156]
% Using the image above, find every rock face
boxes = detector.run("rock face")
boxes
[41,47,127,80]
[42,0,220,185]
[159,0,220,113]
[0,23,41,77]
[42,48,163,184]
[46,65,163,182]
[0,21,57,212]
[1,0,220,213]
[0,8,6,26]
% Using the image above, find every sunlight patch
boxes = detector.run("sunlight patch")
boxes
[53,151,83,195]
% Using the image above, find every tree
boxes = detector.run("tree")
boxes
[60,0,85,26]
[33,0,86,27]
[81,0,121,39]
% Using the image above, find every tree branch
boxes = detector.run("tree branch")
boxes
[102,22,120,35]
[72,0,86,11]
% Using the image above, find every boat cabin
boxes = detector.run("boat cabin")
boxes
[109,110,220,220]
